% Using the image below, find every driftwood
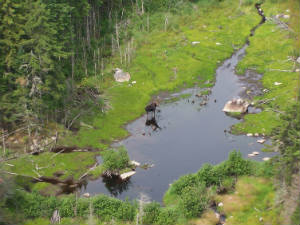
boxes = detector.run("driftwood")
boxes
[51,146,97,153]
[78,162,98,180]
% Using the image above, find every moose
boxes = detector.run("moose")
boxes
[145,101,161,130]
[145,101,158,116]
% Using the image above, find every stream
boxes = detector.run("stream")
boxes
[82,42,275,202]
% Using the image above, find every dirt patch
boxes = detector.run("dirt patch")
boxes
[238,70,263,100]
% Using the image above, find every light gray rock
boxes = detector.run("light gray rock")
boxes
[257,139,266,144]
[114,68,131,82]
[223,98,250,113]
[120,171,136,180]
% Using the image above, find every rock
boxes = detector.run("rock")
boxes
[247,133,253,137]
[223,98,250,113]
[283,15,290,19]
[248,153,255,157]
[130,160,141,167]
[259,217,263,222]
[114,68,131,82]
[218,202,224,207]
[120,171,136,180]
[252,151,259,155]
[295,69,300,72]
[296,57,300,64]
[83,193,90,198]
[274,82,282,86]
[257,139,266,144]
[254,133,259,137]
[263,157,270,161]
[191,41,200,45]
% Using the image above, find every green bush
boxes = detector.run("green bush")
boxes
[155,207,179,225]
[223,150,252,177]
[178,184,208,218]
[218,177,235,193]
[102,147,130,171]
[142,202,161,224]
[196,163,224,186]
[5,190,136,222]
[92,195,136,221]
[169,174,198,195]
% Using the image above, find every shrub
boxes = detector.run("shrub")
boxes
[178,184,208,218]
[169,174,198,195]
[223,150,252,177]
[218,177,235,194]
[196,163,222,186]
[155,207,179,225]
[102,147,130,171]
[92,195,136,221]
[142,202,161,224]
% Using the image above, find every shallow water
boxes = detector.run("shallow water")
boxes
[82,45,275,202]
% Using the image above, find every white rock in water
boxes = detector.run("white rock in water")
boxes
[297,57,300,64]
[252,151,260,155]
[263,157,270,161]
[83,193,90,198]
[130,160,141,167]
[114,68,131,82]
[274,82,282,86]
[120,171,136,180]
[257,139,266,144]
[218,202,224,207]
[223,98,250,113]
[247,133,253,137]
[248,153,255,157]
[283,15,290,19]
[191,41,200,45]
[254,133,259,137]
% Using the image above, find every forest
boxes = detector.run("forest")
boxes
[0,0,300,224]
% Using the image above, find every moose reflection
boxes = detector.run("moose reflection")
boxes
[145,101,161,131]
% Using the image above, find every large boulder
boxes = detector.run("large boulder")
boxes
[222,98,250,113]
[114,68,131,82]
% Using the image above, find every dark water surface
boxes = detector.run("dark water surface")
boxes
[82,45,275,202]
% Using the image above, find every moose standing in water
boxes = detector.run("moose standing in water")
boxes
[145,101,161,130]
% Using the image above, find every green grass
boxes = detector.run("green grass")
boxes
[216,176,282,225]
[5,0,262,193]
[232,0,300,135]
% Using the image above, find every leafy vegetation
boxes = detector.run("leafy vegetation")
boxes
[102,147,130,172]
